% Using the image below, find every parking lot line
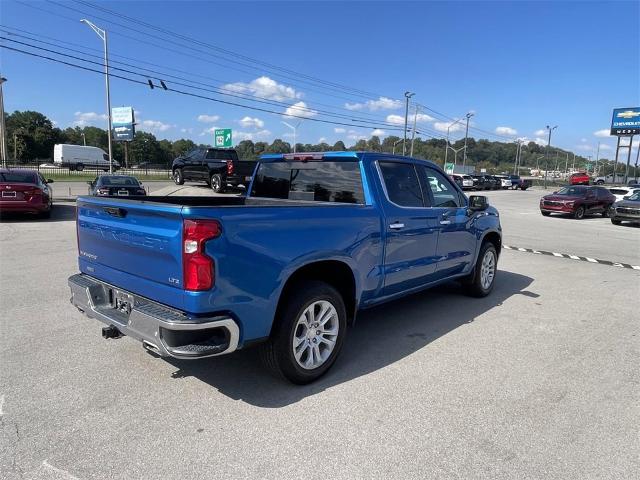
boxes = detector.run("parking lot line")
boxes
[503,245,640,271]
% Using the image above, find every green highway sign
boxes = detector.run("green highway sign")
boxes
[214,128,233,148]
[444,162,455,174]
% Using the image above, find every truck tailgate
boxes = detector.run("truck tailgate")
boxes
[77,197,184,289]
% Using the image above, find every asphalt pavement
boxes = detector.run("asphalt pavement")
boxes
[1,188,639,479]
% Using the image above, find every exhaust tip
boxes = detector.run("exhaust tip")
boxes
[102,325,122,339]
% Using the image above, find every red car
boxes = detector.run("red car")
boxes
[0,169,54,218]
[569,172,590,185]
[540,185,615,219]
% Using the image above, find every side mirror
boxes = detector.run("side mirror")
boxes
[46,179,54,184]
[87,181,93,185]
[468,195,488,212]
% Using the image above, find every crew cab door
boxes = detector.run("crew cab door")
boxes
[418,166,477,278]
[377,160,440,296]
[183,149,204,179]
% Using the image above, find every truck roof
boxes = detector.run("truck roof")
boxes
[259,151,438,168]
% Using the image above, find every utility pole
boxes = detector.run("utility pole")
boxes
[13,133,17,161]
[624,136,634,185]
[513,140,522,174]
[444,117,464,167]
[81,132,86,146]
[402,91,414,155]
[409,105,418,157]
[0,75,7,167]
[572,152,575,172]
[564,152,569,177]
[594,141,600,176]
[543,125,557,190]
[392,139,403,155]
[462,112,474,169]
[81,19,113,173]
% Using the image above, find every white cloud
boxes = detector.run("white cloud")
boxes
[433,120,465,133]
[200,126,219,136]
[599,144,612,150]
[224,76,300,102]
[580,138,587,142]
[495,126,517,136]
[180,128,194,134]
[318,137,328,144]
[238,116,264,129]
[533,137,547,146]
[140,120,172,132]
[576,144,593,151]
[593,129,610,137]
[386,114,405,125]
[73,111,107,127]
[415,113,435,123]
[347,130,367,141]
[345,96,402,111]
[234,129,271,141]
[371,129,386,137]
[283,101,317,118]
[197,114,220,123]
[534,129,546,137]
[334,127,346,133]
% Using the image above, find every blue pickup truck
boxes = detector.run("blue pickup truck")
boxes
[69,152,502,384]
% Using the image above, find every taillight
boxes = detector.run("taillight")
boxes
[226,159,234,175]
[183,219,221,291]
[97,188,110,195]
[23,188,40,200]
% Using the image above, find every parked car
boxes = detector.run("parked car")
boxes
[0,169,53,218]
[540,185,615,219]
[486,176,501,190]
[569,172,590,185]
[88,175,146,197]
[607,186,640,202]
[171,147,256,192]
[494,175,513,189]
[472,174,494,190]
[507,175,532,190]
[610,191,640,225]
[54,144,120,172]
[594,174,640,185]
[451,174,474,190]
[69,151,502,384]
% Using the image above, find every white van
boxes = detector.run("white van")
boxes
[53,144,120,171]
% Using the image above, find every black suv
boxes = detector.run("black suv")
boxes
[172,148,239,192]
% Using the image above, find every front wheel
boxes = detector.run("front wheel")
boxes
[611,218,621,225]
[173,168,184,185]
[601,207,611,218]
[260,281,347,384]
[573,206,585,219]
[596,180,605,185]
[541,211,551,216]
[462,242,498,298]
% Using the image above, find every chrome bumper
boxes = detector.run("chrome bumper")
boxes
[68,274,239,359]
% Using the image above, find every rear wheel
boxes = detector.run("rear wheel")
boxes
[596,180,605,185]
[601,206,611,217]
[210,173,224,193]
[611,218,621,225]
[573,206,586,219]
[260,281,347,384]
[76,163,84,172]
[541,211,551,216]
[173,168,184,185]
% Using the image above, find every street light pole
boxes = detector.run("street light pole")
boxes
[403,91,414,155]
[81,19,113,173]
[409,105,418,157]
[81,132,86,146]
[543,125,557,189]
[392,138,403,155]
[444,117,464,167]
[282,120,300,153]
[462,112,474,169]
[0,75,7,167]
[594,141,600,176]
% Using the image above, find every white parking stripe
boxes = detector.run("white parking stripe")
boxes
[585,257,598,263]
[503,245,640,271]
[552,252,564,257]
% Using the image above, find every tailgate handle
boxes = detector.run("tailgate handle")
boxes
[103,207,127,218]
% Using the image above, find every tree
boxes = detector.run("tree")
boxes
[266,139,291,153]
[333,141,346,151]
[6,111,60,161]
[172,138,197,158]
[128,131,162,165]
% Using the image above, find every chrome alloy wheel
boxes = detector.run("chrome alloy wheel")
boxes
[292,300,339,370]
[480,249,496,290]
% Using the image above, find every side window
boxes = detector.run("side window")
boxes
[103,154,109,161]
[205,150,217,160]
[378,161,424,207]
[421,168,461,208]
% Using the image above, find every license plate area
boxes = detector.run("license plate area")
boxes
[2,191,16,198]
[117,190,129,196]
[109,288,134,315]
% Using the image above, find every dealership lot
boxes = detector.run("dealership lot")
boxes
[1,190,638,479]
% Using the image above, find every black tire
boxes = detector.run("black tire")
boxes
[596,180,604,185]
[573,206,585,219]
[462,242,498,298]
[541,211,551,216]
[40,207,51,219]
[611,218,621,225]
[210,173,224,193]
[601,207,611,218]
[76,163,84,172]
[173,168,184,185]
[260,281,347,384]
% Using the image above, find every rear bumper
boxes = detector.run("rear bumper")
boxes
[0,200,49,213]
[68,273,240,359]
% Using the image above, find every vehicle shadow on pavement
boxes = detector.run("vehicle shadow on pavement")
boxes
[0,203,76,223]
[166,269,535,407]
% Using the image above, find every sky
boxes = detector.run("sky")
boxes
[1,0,639,158]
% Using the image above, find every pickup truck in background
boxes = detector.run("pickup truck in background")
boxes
[69,152,502,384]
[171,147,257,192]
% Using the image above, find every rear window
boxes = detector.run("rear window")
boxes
[99,176,140,186]
[0,171,37,183]
[609,189,628,195]
[206,149,238,161]
[250,161,365,204]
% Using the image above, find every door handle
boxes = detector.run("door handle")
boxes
[389,222,405,230]
[439,220,451,225]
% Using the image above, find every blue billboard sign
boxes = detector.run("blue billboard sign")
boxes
[112,106,135,141]
[610,107,640,136]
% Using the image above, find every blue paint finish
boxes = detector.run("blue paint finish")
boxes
[73,153,501,347]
